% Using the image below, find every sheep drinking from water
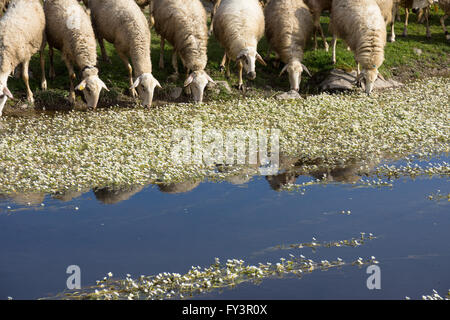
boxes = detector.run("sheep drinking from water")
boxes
[213,0,267,90]
[152,0,215,103]
[87,0,161,109]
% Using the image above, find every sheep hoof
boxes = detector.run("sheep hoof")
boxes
[130,88,138,98]
[41,81,47,91]
[238,84,246,92]
[159,62,165,70]
[219,65,225,73]
[49,70,56,80]
[402,30,408,37]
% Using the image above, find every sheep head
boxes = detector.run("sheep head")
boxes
[280,60,311,92]
[236,47,266,80]
[76,68,109,110]
[0,82,13,117]
[131,73,162,109]
[184,70,215,104]
[357,68,379,96]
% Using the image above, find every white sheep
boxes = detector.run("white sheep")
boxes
[213,0,267,90]
[264,0,313,92]
[438,0,450,41]
[376,0,397,42]
[399,0,433,38]
[87,0,161,109]
[304,0,332,51]
[152,0,215,103]
[0,0,46,117]
[330,0,387,95]
[43,0,108,110]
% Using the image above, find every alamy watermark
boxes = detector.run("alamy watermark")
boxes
[66,265,81,290]
[170,121,280,175]
[366,265,381,290]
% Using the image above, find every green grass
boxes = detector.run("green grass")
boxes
[3,8,450,112]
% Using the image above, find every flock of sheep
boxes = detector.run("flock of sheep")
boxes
[0,0,449,117]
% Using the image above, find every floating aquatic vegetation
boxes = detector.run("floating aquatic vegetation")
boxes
[57,255,379,300]
[254,233,376,255]
[405,289,450,300]
[427,190,450,202]
[373,162,450,180]
[0,77,448,194]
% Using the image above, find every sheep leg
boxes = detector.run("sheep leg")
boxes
[171,52,179,80]
[148,3,155,28]
[238,60,244,91]
[389,4,397,42]
[118,52,137,98]
[417,8,425,24]
[313,28,318,51]
[440,14,449,41]
[159,38,165,70]
[209,0,221,36]
[332,35,337,65]
[21,60,34,104]
[184,69,191,96]
[403,8,409,37]
[355,63,362,88]
[99,38,111,64]
[63,59,76,104]
[208,13,214,36]
[40,38,47,91]
[317,24,329,52]
[48,46,56,80]
[220,53,227,73]
[389,20,396,42]
[226,56,231,79]
[425,7,431,39]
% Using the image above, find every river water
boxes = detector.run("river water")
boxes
[0,154,448,300]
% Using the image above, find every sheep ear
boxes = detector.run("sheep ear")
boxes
[155,79,162,89]
[256,53,267,66]
[184,73,194,87]
[131,76,142,90]
[75,80,87,91]
[279,64,288,77]
[301,64,311,77]
[3,86,13,99]
[99,79,109,92]
[206,73,216,85]
[377,73,385,81]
